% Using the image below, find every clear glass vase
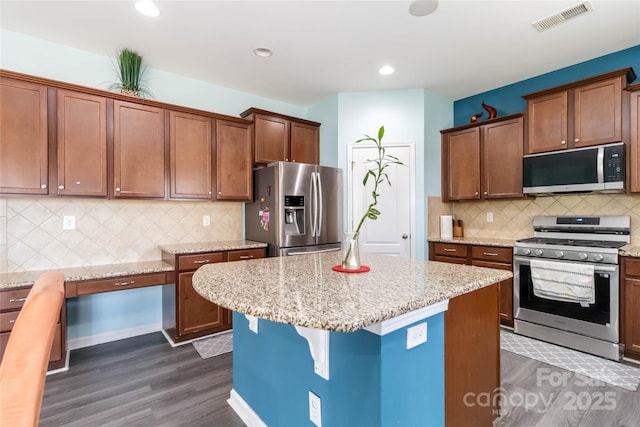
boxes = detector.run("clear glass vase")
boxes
[341,231,361,270]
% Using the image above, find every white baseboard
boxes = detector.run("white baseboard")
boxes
[67,322,162,350]
[228,389,267,427]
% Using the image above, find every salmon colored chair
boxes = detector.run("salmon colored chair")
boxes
[0,271,65,427]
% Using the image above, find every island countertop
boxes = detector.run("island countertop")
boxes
[192,252,512,333]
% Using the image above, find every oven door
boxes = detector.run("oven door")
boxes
[513,256,619,343]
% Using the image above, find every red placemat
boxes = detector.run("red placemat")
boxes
[332,265,370,273]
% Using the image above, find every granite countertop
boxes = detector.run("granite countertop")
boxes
[192,252,512,333]
[0,260,175,290]
[428,236,517,247]
[620,245,640,258]
[158,239,268,254]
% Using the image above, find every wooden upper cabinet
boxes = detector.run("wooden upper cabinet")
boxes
[290,121,319,164]
[441,114,524,202]
[628,85,640,193]
[241,108,321,165]
[444,127,480,201]
[526,91,568,153]
[56,89,107,197]
[253,114,289,164]
[524,68,634,154]
[169,111,213,199]
[113,100,166,198]
[482,117,524,199]
[0,78,48,194]
[215,120,252,201]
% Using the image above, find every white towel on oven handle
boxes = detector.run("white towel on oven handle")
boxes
[530,259,595,304]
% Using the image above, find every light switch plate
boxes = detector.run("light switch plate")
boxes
[486,212,494,223]
[63,215,76,230]
[309,391,322,427]
[202,215,211,226]
[406,322,427,349]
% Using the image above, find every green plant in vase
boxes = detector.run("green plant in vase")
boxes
[109,48,151,98]
[342,126,404,269]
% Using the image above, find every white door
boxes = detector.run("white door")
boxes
[348,143,414,258]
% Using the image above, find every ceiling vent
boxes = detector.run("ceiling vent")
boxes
[532,1,594,32]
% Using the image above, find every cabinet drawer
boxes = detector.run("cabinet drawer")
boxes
[227,248,266,262]
[471,246,512,264]
[433,255,468,265]
[0,311,19,333]
[626,258,640,277]
[0,288,31,311]
[0,325,62,363]
[434,243,468,259]
[75,273,168,296]
[178,252,225,271]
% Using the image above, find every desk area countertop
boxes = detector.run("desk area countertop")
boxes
[427,236,517,247]
[192,252,512,333]
[158,239,267,255]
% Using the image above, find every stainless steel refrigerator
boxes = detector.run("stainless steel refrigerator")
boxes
[245,162,343,257]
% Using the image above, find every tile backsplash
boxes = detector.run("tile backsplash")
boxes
[427,194,640,245]
[0,198,243,272]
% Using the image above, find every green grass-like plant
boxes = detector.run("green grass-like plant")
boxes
[109,48,151,97]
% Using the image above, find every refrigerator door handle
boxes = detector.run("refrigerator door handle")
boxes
[316,171,323,237]
[310,172,317,237]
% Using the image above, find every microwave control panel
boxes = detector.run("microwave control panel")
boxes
[604,144,624,182]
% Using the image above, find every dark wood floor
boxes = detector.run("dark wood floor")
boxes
[40,332,640,427]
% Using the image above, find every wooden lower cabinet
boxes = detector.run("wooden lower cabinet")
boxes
[622,257,640,360]
[163,247,266,343]
[445,283,500,427]
[0,286,66,371]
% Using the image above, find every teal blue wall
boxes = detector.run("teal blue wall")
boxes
[454,45,640,126]
[233,312,445,426]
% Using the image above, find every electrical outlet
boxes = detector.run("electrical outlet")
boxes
[486,212,494,223]
[406,322,427,350]
[202,215,211,226]
[309,391,322,427]
[63,215,76,230]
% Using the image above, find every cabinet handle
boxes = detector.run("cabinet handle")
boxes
[193,259,210,264]
[208,191,212,195]
[59,185,65,189]
[285,158,289,161]
[41,184,47,189]
[483,252,498,256]
[115,187,121,192]
[218,192,222,195]
[574,138,580,143]
[443,248,457,252]
[483,191,488,195]
[114,280,135,286]
[9,319,16,324]
[239,255,254,259]
[475,191,479,195]
[9,297,27,303]
[561,140,566,145]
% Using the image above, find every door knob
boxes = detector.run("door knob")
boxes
[402,234,409,239]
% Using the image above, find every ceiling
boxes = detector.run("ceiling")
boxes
[1,1,639,106]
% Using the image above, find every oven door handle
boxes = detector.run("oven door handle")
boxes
[513,256,618,273]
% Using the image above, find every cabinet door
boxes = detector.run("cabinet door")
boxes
[216,120,252,201]
[57,90,107,196]
[0,78,48,194]
[527,91,568,153]
[253,114,289,163]
[113,100,166,198]
[169,111,212,199]
[444,128,480,200]
[177,272,225,336]
[290,121,319,164]
[472,259,513,326]
[573,77,622,148]
[482,117,523,199]
[625,276,640,356]
[630,90,640,193]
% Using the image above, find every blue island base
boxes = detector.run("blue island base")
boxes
[229,310,445,427]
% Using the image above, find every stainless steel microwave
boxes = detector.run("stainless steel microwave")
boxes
[523,142,625,195]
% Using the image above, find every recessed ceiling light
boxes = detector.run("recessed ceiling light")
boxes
[408,0,439,17]
[379,65,395,76]
[254,47,273,58]
[135,1,160,17]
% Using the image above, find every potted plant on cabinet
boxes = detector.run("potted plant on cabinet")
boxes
[109,48,151,98]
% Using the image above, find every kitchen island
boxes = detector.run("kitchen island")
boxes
[192,252,512,427]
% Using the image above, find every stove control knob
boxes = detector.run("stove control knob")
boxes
[578,253,588,260]
[521,248,531,256]
[555,251,564,258]
[593,254,604,262]
[534,249,543,256]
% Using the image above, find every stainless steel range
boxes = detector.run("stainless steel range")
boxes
[513,215,630,360]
